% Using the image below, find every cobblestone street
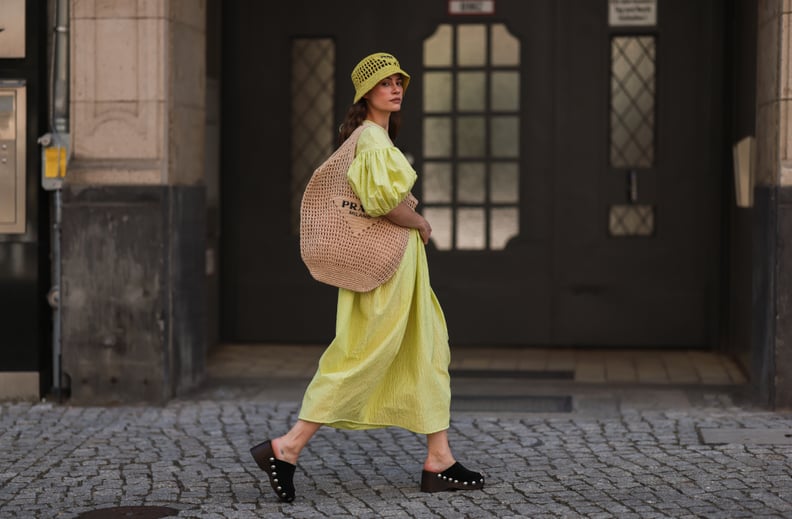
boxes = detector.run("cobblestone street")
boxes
[1,0,790,516]
[1,346,792,518]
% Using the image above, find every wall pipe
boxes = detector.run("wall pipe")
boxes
[47,0,69,400]
[53,0,68,134]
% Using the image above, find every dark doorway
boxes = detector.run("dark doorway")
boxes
[221,0,725,347]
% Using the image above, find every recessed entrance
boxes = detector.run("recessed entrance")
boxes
[221,0,726,348]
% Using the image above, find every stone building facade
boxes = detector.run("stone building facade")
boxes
[0,0,790,408]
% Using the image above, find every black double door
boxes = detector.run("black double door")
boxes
[222,0,724,347]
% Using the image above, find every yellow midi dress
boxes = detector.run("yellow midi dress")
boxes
[298,122,451,435]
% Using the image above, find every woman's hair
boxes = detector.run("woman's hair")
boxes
[337,100,402,146]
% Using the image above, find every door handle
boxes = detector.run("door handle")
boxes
[627,170,638,203]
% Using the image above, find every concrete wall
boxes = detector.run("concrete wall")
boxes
[753,0,792,409]
[70,0,205,185]
[61,185,205,403]
[62,0,208,403]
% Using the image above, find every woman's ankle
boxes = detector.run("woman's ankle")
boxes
[423,455,456,473]
[271,437,299,465]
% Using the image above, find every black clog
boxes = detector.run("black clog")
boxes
[420,461,485,493]
[250,440,296,503]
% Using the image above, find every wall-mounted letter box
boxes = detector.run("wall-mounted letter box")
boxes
[0,81,26,234]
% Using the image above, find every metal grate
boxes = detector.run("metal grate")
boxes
[77,506,178,518]
[291,39,335,233]
[609,204,654,236]
[610,36,655,168]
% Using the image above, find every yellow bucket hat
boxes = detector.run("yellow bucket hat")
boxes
[351,52,411,104]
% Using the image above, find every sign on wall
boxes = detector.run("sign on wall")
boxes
[448,1,495,16]
[609,0,657,27]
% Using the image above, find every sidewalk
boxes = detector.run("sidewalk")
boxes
[1,345,791,518]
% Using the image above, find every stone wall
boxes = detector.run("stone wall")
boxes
[753,0,792,409]
[62,0,208,403]
[70,0,205,186]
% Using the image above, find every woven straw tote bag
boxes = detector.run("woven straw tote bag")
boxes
[300,125,418,292]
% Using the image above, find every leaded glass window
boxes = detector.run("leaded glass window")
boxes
[609,205,655,236]
[290,39,335,233]
[422,23,521,251]
[610,36,655,168]
[609,35,656,238]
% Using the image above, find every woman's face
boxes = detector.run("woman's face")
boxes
[364,74,405,114]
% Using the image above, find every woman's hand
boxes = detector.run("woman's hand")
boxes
[417,217,432,244]
[385,200,432,245]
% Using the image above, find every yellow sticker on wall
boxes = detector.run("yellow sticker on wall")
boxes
[44,146,67,178]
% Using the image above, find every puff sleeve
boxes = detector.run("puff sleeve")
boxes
[346,124,417,217]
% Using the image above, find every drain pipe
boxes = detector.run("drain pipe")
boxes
[40,0,70,401]
[52,0,69,136]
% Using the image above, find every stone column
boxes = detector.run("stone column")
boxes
[754,0,792,409]
[62,0,207,403]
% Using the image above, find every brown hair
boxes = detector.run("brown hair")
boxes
[337,100,402,146]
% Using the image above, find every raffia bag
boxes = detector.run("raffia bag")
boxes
[300,125,418,292]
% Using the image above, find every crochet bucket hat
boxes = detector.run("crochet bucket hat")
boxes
[351,52,411,103]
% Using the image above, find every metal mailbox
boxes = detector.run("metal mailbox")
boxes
[0,81,26,234]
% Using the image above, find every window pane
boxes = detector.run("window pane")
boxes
[457,24,487,66]
[610,36,655,167]
[457,71,486,112]
[490,207,519,249]
[424,72,452,112]
[424,207,453,250]
[491,24,519,66]
[491,116,519,158]
[609,204,654,236]
[457,208,486,249]
[491,72,519,111]
[457,116,486,157]
[490,162,519,202]
[424,24,452,67]
[424,117,452,158]
[421,21,524,253]
[457,162,485,203]
[423,162,452,203]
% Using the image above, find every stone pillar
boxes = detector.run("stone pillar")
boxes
[62,0,207,403]
[753,0,792,409]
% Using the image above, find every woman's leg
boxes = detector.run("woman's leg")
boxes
[423,429,457,472]
[251,420,321,503]
[421,429,485,492]
[271,419,322,464]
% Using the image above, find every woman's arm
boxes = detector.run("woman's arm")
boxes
[384,200,432,244]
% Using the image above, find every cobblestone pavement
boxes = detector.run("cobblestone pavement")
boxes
[2,382,792,518]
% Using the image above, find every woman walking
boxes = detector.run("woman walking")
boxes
[251,52,484,503]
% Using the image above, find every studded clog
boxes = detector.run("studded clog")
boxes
[420,461,485,493]
[250,440,296,502]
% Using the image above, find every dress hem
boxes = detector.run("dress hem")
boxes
[298,414,450,436]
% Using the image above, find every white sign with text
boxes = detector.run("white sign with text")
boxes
[609,0,657,26]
